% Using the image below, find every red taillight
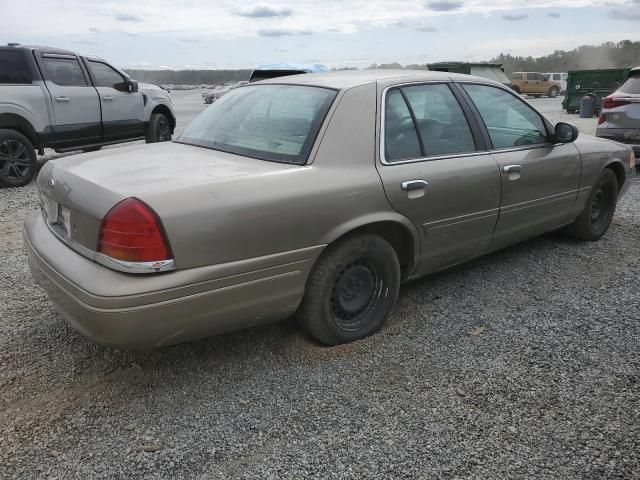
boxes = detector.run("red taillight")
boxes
[598,114,606,125]
[603,95,631,109]
[98,198,172,263]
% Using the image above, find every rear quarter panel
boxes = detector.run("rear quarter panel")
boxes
[0,81,53,133]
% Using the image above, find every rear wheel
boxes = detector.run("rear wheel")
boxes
[145,113,172,143]
[565,169,618,241]
[548,86,559,98]
[297,234,401,345]
[0,129,37,188]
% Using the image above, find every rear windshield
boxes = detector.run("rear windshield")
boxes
[619,74,640,94]
[179,84,337,164]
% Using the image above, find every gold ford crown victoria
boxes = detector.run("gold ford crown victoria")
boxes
[24,70,635,348]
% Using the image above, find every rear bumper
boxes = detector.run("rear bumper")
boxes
[596,128,640,157]
[23,213,322,348]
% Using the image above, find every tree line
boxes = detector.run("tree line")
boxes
[124,40,640,86]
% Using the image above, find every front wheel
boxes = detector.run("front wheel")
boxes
[297,234,401,345]
[565,169,618,241]
[549,86,559,98]
[0,129,37,188]
[145,113,172,143]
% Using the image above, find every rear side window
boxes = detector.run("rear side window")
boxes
[42,57,87,86]
[384,89,422,161]
[619,75,640,94]
[0,51,31,84]
[88,61,128,91]
[463,83,549,149]
[384,83,476,162]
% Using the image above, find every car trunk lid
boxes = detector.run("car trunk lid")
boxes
[37,142,298,262]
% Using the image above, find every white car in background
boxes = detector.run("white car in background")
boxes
[545,72,568,94]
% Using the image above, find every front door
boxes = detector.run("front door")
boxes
[86,60,144,141]
[38,54,101,147]
[461,83,580,247]
[376,82,501,275]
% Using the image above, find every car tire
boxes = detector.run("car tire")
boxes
[82,146,102,153]
[297,234,401,345]
[565,169,618,241]
[549,87,559,98]
[145,113,172,143]
[0,129,38,188]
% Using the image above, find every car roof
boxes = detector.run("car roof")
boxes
[256,69,504,89]
[3,43,106,61]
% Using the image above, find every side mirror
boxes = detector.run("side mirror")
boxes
[555,122,578,143]
[127,79,139,93]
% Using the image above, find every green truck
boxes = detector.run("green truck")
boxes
[563,68,631,114]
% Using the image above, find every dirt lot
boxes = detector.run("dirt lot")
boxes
[1,94,638,479]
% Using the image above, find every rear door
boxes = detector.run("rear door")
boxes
[85,59,144,141]
[37,53,101,147]
[375,82,501,275]
[461,83,580,247]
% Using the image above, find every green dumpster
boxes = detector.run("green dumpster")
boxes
[563,68,630,114]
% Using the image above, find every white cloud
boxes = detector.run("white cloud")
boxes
[1,0,603,37]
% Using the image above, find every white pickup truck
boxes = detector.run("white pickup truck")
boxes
[0,44,176,187]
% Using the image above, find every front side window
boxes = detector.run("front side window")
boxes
[463,83,549,149]
[88,61,128,91]
[553,74,561,81]
[179,84,336,164]
[384,83,476,162]
[511,73,523,80]
[42,57,87,86]
[0,51,31,84]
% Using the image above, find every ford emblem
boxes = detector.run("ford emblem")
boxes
[47,178,55,189]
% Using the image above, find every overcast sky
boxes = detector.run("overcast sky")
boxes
[1,0,640,69]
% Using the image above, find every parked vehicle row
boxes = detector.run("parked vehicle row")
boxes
[0,44,176,187]
[24,70,635,348]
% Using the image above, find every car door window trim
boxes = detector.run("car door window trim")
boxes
[379,81,483,166]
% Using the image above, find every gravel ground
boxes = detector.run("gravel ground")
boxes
[1,94,638,479]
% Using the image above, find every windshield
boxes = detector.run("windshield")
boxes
[619,74,640,95]
[179,84,336,164]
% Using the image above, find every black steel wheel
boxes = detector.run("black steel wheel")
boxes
[298,234,401,345]
[0,129,37,188]
[145,113,172,143]
[565,169,618,241]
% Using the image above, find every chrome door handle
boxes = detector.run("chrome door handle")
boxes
[502,165,522,174]
[102,96,114,101]
[54,96,70,103]
[401,180,428,191]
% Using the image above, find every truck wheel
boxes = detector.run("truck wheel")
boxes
[297,234,400,345]
[145,113,172,143]
[565,169,618,241]
[548,86,559,98]
[0,129,37,188]
[511,85,521,94]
